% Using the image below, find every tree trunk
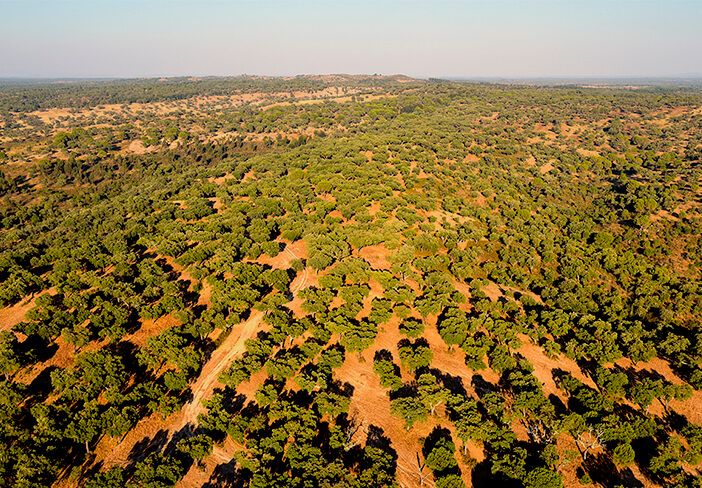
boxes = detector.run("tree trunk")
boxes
[581,440,597,461]
[85,440,90,455]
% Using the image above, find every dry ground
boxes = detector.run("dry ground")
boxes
[3,235,699,488]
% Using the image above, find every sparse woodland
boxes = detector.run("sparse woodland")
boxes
[1,76,702,488]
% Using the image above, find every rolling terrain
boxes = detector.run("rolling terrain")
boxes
[1,76,702,488]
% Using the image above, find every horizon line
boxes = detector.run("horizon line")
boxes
[1,72,702,80]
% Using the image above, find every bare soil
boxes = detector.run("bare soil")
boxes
[85,242,309,485]
[0,295,36,332]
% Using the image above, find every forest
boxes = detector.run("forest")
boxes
[0,75,701,488]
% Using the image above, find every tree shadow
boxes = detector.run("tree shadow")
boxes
[632,434,664,483]
[664,408,689,433]
[279,387,314,411]
[195,336,217,365]
[548,393,568,417]
[470,374,498,398]
[422,426,470,479]
[389,381,418,401]
[163,422,204,475]
[127,429,169,465]
[124,308,143,335]
[176,385,195,411]
[238,307,253,323]
[315,418,335,458]
[191,304,208,320]
[217,387,247,415]
[583,451,632,488]
[618,467,645,488]
[111,340,141,374]
[80,460,104,487]
[374,348,395,362]
[374,348,402,376]
[25,365,57,404]
[154,257,173,275]
[21,334,58,363]
[574,357,599,381]
[202,460,248,488]
[366,424,397,462]
[259,377,286,394]
[550,367,570,388]
[164,423,193,454]
[329,379,355,398]
[352,424,398,479]
[421,426,454,458]
[430,368,467,397]
[178,278,199,307]
[470,459,521,488]
[621,365,666,384]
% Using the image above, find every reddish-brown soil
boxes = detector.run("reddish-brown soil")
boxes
[4,241,694,488]
[359,244,393,270]
[72,242,309,486]
[0,295,36,332]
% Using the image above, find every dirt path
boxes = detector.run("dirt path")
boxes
[284,245,309,294]
[173,243,308,442]
[96,243,309,475]
[0,301,31,332]
[0,293,43,333]
[176,310,265,432]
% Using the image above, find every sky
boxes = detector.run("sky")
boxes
[1,0,701,79]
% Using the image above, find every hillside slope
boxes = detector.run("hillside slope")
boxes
[1,78,702,488]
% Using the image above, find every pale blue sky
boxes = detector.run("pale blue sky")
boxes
[1,0,700,78]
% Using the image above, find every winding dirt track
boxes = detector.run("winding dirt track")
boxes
[98,244,308,471]
[174,244,308,434]
[176,310,265,430]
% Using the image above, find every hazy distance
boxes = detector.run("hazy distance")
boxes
[2,0,701,79]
